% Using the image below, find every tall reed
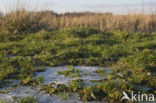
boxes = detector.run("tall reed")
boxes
[0,10,155,35]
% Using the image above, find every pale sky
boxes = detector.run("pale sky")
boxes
[0,0,156,14]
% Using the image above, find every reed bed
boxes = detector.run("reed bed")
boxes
[0,10,155,36]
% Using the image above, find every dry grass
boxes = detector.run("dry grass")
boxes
[53,13,156,33]
[1,9,42,35]
[0,10,156,35]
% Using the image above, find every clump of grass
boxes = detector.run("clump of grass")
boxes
[57,69,82,77]
[39,79,83,95]
[67,27,100,38]
[39,83,68,95]
[0,96,37,103]
[68,79,83,92]
[95,69,107,76]
[90,79,103,82]
[116,49,156,86]
[32,67,45,72]
[57,91,70,100]
[0,89,9,94]
[79,86,106,101]
[21,77,43,86]
[17,96,37,103]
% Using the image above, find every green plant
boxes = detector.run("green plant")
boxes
[17,96,38,103]
[58,69,82,77]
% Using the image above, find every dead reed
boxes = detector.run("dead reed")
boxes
[0,10,155,35]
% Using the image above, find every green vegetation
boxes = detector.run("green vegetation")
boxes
[95,69,107,76]
[0,96,37,103]
[21,77,43,86]
[0,90,9,94]
[0,27,156,102]
[39,83,68,95]
[39,78,134,102]
[58,69,82,77]
[17,96,37,103]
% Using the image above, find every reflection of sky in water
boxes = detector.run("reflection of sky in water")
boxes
[0,0,156,14]
[0,66,110,103]
[36,66,110,85]
[0,85,84,103]
[0,66,151,102]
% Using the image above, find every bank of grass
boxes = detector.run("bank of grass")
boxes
[0,27,156,102]
[0,96,37,103]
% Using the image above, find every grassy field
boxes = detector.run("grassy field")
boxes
[0,4,156,102]
[0,26,156,102]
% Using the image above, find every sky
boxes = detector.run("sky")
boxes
[0,0,156,14]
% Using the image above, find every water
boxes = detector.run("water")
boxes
[0,66,109,103]
[0,66,152,102]
[35,66,110,85]
[0,85,85,103]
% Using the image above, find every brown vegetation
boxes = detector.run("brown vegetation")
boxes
[0,10,156,35]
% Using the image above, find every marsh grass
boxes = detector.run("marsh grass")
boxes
[0,9,156,42]
[0,14,155,102]
[0,89,9,94]
[16,96,37,103]
[0,96,37,103]
[0,1,155,102]
[57,69,82,77]
[0,28,155,87]
[39,78,135,102]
